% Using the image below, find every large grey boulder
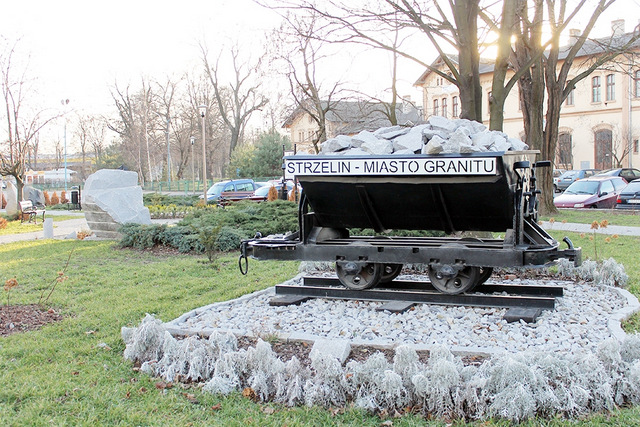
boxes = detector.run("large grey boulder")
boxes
[361,139,394,155]
[351,130,379,148]
[24,185,45,206]
[392,127,425,153]
[82,169,151,239]
[320,135,352,153]
[4,181,18,216]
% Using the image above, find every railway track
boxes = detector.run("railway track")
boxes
[270,276,564,323]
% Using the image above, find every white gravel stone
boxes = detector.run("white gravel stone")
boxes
[166,273,637,357]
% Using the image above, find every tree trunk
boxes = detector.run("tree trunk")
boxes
[539,85,563,215]
[453,0,482,121]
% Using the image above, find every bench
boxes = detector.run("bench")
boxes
[19,200,46,224]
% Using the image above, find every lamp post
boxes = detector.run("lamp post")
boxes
[61,99,69,193]
[190,136,195,195]
[199,105,207,202]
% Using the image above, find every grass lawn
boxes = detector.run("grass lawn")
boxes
[1,234,640,425]
[540,208,640,227]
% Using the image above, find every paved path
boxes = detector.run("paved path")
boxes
[539,221,640,236]
[0,210,179,245]
[2,210,640,245]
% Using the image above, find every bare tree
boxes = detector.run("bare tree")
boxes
[0,39,59,204]
[514,0,640,214]
[274,13,347,153]
[108,81,159,183]
[74,113,93,180]
[201,44,268,162]
[185,70,230,180]
[87,116,108,171]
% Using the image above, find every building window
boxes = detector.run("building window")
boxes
[452,96,459,118]
[635,70,640,97]
[441,98,447,118]
[298,131,304,142]
[634,139,639,154]
[606,74,615,101]
[487,91,492,116]
[566,88,574,106]
[433,99,439,116]
[592,76,601,102]
[557,133,573,168]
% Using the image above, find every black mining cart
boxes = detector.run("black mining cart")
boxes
[239,151,581,295]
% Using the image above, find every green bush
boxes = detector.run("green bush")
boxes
[119,200,298,254]
[118,224,167,250]
[143,193,199,207]
[180,200,298,237]
[215,226,248,252]
[162,226,204,253]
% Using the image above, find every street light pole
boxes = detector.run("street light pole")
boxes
[199,105,207,203]
[190,136,195,195]
[165,115,171,184]
[61,99,69,193]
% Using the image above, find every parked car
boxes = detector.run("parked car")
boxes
[615,180,640,210]
[554,169,600,192]
[200,179,258,202]
[552,169,565,193]
[249,180,299,202]
[595,168,640,183]
[554,176,627,208]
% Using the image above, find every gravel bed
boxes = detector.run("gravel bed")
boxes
[167,273,637,356]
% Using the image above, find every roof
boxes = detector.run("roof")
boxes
[283,100,424,134]
[414,28,640,86]
[413,54,495,86]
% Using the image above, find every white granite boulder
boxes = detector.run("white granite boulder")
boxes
[374,125,411,139]
[4,181,18,216]
[320,135,352,153]
[304,116,528,157]
[351,130,379,148]
[82,169,151,239]
[361,139,394,155]
[392,127,426,153]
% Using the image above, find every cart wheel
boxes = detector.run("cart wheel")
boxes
[475,267,494,287]
[380,264,403,283]
[336,261,382,290]
[428,266,480,294]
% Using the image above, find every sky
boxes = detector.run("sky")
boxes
[0,0,638,153]
[0,0,287,114]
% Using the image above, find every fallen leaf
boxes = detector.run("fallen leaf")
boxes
[85,330,96,335]
[182,392,199,404]
[380,421,393,426]
[155,381,172,390]
[211,404,222,411]
[242,387,257,400]
[125,391,131,399]
[139,387,147,393]
[71,371,79,376]
[261,406,276,414]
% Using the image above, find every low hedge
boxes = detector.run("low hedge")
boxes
[119,200,299,253]
[119,199,445,254]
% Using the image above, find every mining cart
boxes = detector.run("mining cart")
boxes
[239,151,581,295]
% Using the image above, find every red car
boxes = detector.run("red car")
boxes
[554,176,627,208]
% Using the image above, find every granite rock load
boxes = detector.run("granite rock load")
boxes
[82,169,151,239]
[320,116,528,155]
